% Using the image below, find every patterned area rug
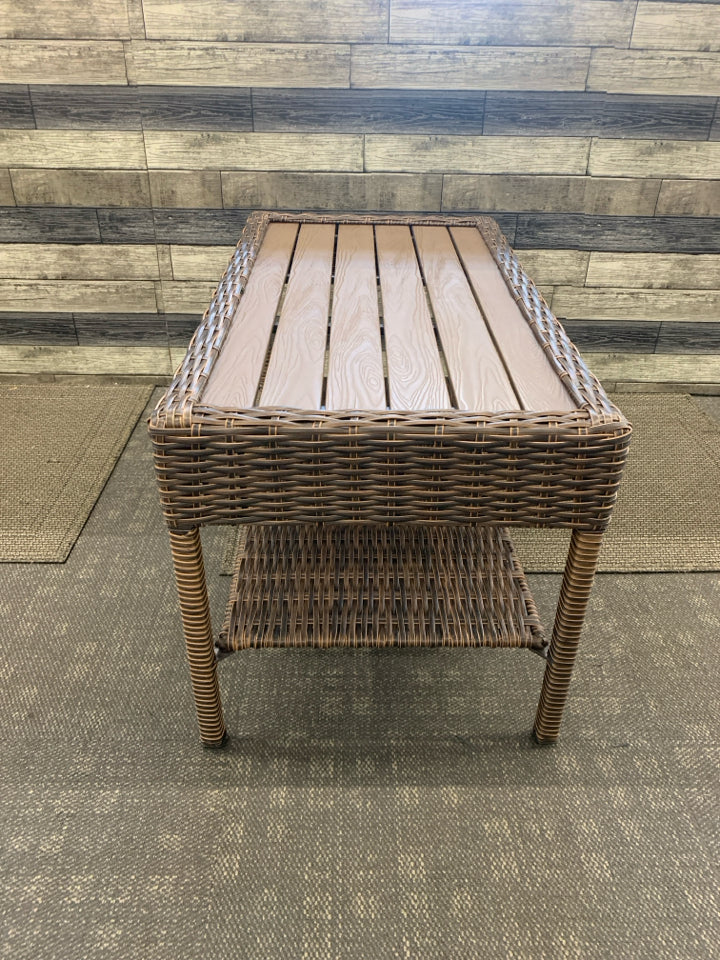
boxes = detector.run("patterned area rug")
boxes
[222,394,720,574]
[0,383,152,562]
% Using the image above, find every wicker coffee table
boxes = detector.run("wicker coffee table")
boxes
[149,212,631,748]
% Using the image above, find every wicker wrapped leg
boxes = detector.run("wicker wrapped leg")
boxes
[168,527,226,747]
[533,530,603,744]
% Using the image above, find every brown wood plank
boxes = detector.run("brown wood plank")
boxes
[375,225,450,410]
[450,227,575,412]
[202,222,298,409]
[260,223,335,409]
[413,226,518,412]
[326,225,385,410]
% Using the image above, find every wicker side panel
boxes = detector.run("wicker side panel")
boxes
[218,524,546,651]
[150,412,630,529]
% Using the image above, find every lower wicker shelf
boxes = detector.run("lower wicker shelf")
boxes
[218,524,546,653]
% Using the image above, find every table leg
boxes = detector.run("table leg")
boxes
[533,529,603,744]
[168,527,227,747]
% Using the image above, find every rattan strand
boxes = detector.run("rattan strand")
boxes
[219,524,546,652]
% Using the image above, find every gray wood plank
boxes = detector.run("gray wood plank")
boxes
[74,314,169,344]
[0,84,34,128]
[253,88,485,133]
[130,41,350,87]
[144,131,362,171]
[0,344,171,375]
[0,130,146,169]
[0,280,158,314]
[632,2,720,53]
[586,253,720,290]
[221,172,442,212]
[375,225,450,410]
[165,314,203,346]
[138,86,252,129]
[414,225,517,411]
[390,0,634,46]
[30,86,141,129]
[326,225,385,410]
[0,41,128,85]
[0,312,77,345]
[515,215,720,253]
[0,207,101,243]
[655,180,720,217]
[141,0,388,42]
[148,170,223,209]
[260,223,335,409]
[561,320,660,354]
[365,135,590,174]
[589,139,720,179]
[152,209,249,245]
[451,226,574,412]
[203,222,298,409]
[588,49,720,97]
[553,287,720,323]
[97,208,155,243]
[443,175,659,216]
[656,321,720,354]
[484,91,716,140]
[11,169,151,207]
[0,0,130,38]
[587,352,720,384]
[0,244,159,279]
[352,45,590,91]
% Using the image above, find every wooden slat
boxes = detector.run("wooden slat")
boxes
[0,131,146,169]
[365,135,589,175]
[586,253,720,290]
[413,226,517,411]
[141,0,388,42]
[513,250,590,287]
[0,169,14,206]
[260,223,335,409]
[0,41,128,85]
[514,214,720,253]
[0,345,171,376]
[326,225,385,410]
[588,49,720,97]
[631,2,720,53]
[655,180,720,217]
[588,352,720,385]
[589,139,720,179]
[202,223,298,409]
[160,282,218,314]
[390,0,635,46]
[0,280,157,313]
[129,41,350,87]
[0,208,101,243]
[0,244,159,280]
[144,132,362,171]
[148,170,223,208]
[170,246,236,280]
[451,227,574,412]
[0,0,130,38]
[351,44,590,91]
[375,225,450,410]
[10,169,151,207]
[553,287,720,323]
[221,172,442,212]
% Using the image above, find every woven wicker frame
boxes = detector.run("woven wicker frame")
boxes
[149,212,631,747]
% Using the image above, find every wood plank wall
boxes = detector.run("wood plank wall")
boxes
[1,0,720,384]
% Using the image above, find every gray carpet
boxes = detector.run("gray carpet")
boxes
[1,391,719,959]
[0,383,152,563]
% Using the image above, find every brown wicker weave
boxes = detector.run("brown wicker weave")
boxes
[149,212,631,748]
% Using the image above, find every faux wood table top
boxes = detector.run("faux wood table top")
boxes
[202,220,574,415]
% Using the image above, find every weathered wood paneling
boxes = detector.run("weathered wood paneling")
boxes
[351,45,590,91]
[655,180,720,217]
[588,50,720,96]
[169,246,235,280]
[0,42,128,85]
[0,170,14,206]
[1,131,146,169]
[515,214,720,252]
[152,209,249,245]
[0,207,101,243]
[139,86,253,129]
[253,88,486,134]
[588,353,720,383]
[142,1,388,42]
[11,169,151,207]
[366,135,589,174]
[144,132,363,171]
[553,286,720,322]
[74,313,169,343]
[0,84,34,128]
[483,91,716,139]
[0,280,158,313]
[221,172,443,211]
[589,139,720,179]
[0,312,77,345]
[0,0,130,39]
[0,344,172,375]
[513,250,589,286]
[632,2,720,53]
[390,0,635,46]
[0,244,159,280]
[148,170,223,208]
[586,253,720,289]
[160,281,218,314]
[129,42,350,87]
[30,86,141,129]
[656,321,720,354]
[97,208,155,243]
[442,175,659,215]
[562,319,661,353]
